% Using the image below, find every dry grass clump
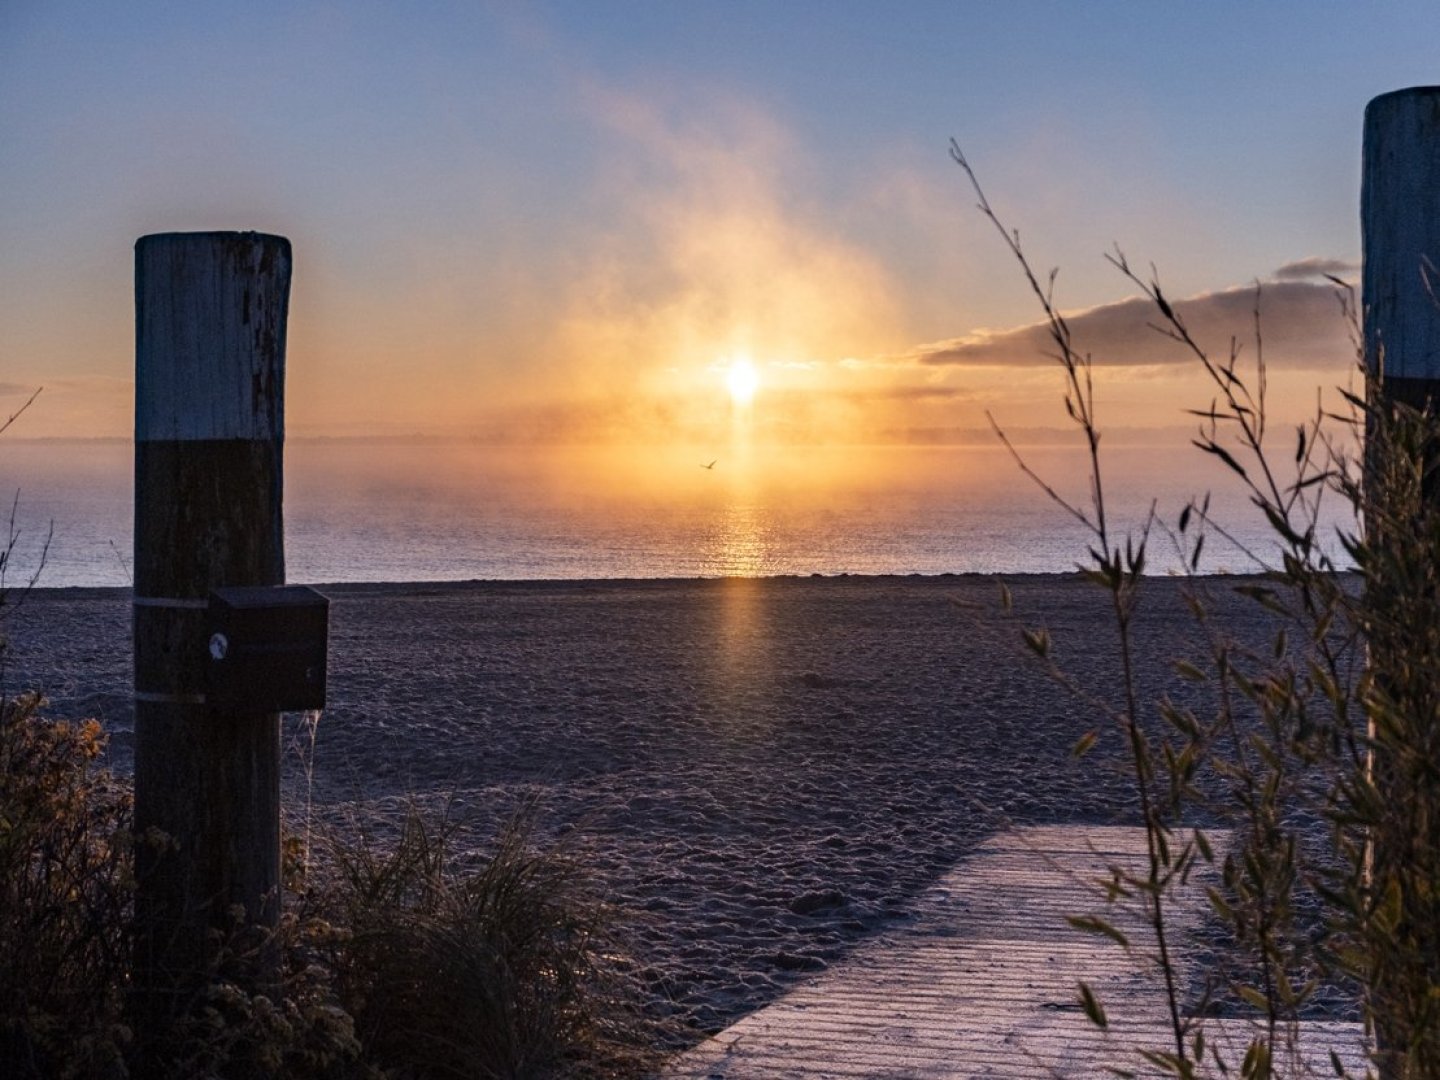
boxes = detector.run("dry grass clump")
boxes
[314,803,660,1080]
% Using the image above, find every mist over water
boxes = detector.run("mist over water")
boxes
[1,440,1354,588]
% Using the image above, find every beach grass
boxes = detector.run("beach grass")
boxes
[954,143,1440,1078]
[312,799,665,1079]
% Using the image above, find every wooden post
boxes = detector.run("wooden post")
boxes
[1364,87,1440,408]
[132,232,291,1031]
[1361,87,1440,1077]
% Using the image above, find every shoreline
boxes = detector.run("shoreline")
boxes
[12,565,1293,597]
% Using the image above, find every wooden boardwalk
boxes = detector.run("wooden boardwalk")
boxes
[667,825,1369,1078]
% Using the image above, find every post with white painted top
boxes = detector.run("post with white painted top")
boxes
[132,232,290,1035]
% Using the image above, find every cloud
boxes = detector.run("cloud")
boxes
[915,279,1356,371]
[536,88,906,413]
[1273,256,1359,282]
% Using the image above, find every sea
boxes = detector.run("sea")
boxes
[0,439,1355,588]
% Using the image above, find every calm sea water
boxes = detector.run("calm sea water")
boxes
[0,440,1354,588]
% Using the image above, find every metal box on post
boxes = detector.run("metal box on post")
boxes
[206,585,329,712]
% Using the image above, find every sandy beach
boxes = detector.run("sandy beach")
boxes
[3,574,1270,1038]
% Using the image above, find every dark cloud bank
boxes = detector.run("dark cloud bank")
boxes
[918,275,1358,371]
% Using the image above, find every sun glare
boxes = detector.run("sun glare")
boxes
[725,357,759,407]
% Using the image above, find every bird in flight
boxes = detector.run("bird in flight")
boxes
[701,460,717,470]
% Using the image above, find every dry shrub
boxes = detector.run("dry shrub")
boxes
[0,693,132,1079]
[316,804,660,1079]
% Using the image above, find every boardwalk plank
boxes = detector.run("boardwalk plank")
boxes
[666,825,1368,1078]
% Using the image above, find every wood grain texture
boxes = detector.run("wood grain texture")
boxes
[668,826,1369,1078]
[135,232,290,442]
[132,439,284,602]
[1363,87,1440,381]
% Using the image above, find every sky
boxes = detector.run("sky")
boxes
[2,1,1438,445]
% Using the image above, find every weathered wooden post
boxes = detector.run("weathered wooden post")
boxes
[1365,87,1440,409]
[132,232,290,1029]
[1361,87,1440,1076]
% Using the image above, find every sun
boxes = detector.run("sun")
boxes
[725,357,760,407]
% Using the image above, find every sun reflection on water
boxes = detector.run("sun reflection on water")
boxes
[708,502,774,577]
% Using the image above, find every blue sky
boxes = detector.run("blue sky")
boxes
[2,1,1437,440]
